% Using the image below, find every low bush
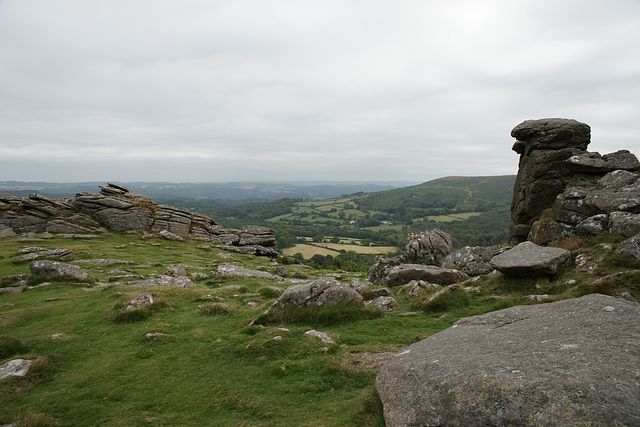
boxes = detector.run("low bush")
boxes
[417,288,472,312]
[0,335,29,359]
[199,303,234,316]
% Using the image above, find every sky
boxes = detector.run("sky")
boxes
[1,0,639,183]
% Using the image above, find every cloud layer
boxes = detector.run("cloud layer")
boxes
[1,0,639,182]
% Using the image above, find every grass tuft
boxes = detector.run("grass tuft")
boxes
[199,303,234,316]
[417,288,472,312]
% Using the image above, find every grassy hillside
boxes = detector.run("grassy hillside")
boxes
[1,230,639,425]
[208,176,516,257]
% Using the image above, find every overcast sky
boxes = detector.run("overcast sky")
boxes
[1,0,639,183]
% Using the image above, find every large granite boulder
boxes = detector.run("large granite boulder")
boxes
[376,294,640,427]
[509,118,591,244]
[615,234,640,259]
[383,264,469,287]
[268,277,363,310]
[406,229,454,266]
[367,255,408,286]
[490,241,571,277]
[29,260,89,281]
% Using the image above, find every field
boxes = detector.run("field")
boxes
[3,229,636,426]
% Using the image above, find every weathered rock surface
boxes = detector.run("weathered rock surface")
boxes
[377,294,640,427]
[508,118,640,244]
[443,246,495,276]
[608,211,640,237]
[303,330,336,344]
[406,229,454,266]
[365,296,397,312]
[615,234,640,259]
[367,255,408,286]
[29,260,89,281]
[268,277,363,310]
[383,264,469,287]
[130,275,195,288]
[490,241,571,277]
[127,292,154,310]
[215,264,282,280]
[0,359,32,381]
[509,118,592,243]
[0,183,275,250]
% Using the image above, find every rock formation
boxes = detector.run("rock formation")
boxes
[0,183,276,255]
[267,277,363,311]
[376,294,640,427]
[508,118,640,244]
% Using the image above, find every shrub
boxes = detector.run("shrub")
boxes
[107,307,153,323]
[252,301,383,326]
[418,288,471,312]
[199,303,234,316]
[0,335,29,359]
[258,287,281,299]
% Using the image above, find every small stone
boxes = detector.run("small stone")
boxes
[303,330,336,344]
[0,359,32,380]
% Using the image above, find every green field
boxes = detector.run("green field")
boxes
[1,229,639,425]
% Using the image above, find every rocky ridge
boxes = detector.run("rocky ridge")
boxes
[0,183,277,256]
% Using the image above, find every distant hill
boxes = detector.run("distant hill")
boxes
[207,175,517,248]
[0,181,415,207]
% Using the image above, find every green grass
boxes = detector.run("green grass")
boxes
[1,230,638,425]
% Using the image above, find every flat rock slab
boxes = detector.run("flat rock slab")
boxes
[376,294,640,427]
[0,359,32,380]
[490,241,571,277]
[215,264,282,280]
[269,277,362,310]
[384,264,469,287]
[29,260,89,280]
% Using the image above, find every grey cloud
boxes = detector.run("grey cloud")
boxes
[0,0,639,183]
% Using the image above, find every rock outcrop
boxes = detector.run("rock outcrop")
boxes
[29,260,89,281]
[490,241,572,277]
[268,277,363,311]
[376,294,640,427]
[0,183,276,254]
[406,229,454,266]
[508,118,640,244]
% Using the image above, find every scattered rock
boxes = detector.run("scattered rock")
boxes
[367,255,407,286]
[521,294,550,302]
[165,264,187,276]
[158,230,184,241]
[443,246,495,276]
[126,292,154,310]
[615,234,640,259]
[215,264,282,280]
[0,359,32,381]
[609,211,640,237]
[376,294,640,427]
[303,330,336,345]
[423,284,461,304]
[383,264,469,287]
[490,241,571,277]
[373,288,391,297]
[365,296,397,312]
[130,275,195,288]
[274,266,288,276]
[269,277,363,310]
[29,260,89,281]
[1,274,29,285]
[406,229,454,266]
[0,225,16,239]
